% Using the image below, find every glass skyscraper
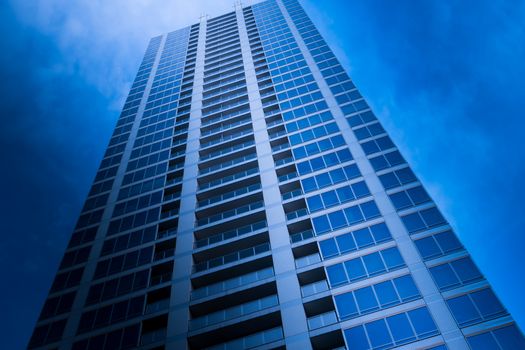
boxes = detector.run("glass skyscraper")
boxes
[28,0,525,349]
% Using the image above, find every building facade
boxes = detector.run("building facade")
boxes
[28,0,525,349]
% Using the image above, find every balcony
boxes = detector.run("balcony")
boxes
[189,294,278,331]
[191,266,274,301]
[301,280,329,298]
[194,220,267,249]
[307,311,338,330]
[196,200,264,227]
[193,242,270,273]
[295,252,321,269]
[199,167,259,191]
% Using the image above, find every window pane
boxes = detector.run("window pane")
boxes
[345,258,367,281]
[354,286,379,313]
[493,324,525,349]
[326,264,348,287]
[335,292,358,319]
[396,167,416,184]
[328,210,347,229]
[421,207,446,227]
[302,178,317,193]
[407,307,438,337]
[374,280,399,307]
[363,253,385,276]
[391,275,419,302]
[402,213,426,233]
[365,319,393,349]
[435,231,462,253]
[430,264,460,291]
[414,236,441,260]
[452,257,482,284]
[382,247,405,269]
[319,239,339,259]
[344,325,370,350]
[322,190,339,207]
[312,215,330,234]
[307,195,323,212]
[467,331,499,350]
[354,228,374,248]
[447,295,480,327]
[379,172,399,189]
[336,233,356,253]
[344,206,364,224]
[361,201,380,219]
[390,191,412,210]
[471,288,506,319]
[370,223,391,242]
[387,313,416,345]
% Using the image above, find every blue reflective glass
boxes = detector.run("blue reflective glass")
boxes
[370,223,391,242]
[306,195,323,212]
[374,280,398,307]
[365,319,393,349]
[402,213,426,233]
[408,307,438,337]
[326,264,347,287]
[430,264,460,290]
[354,228,374,248]
[382,247,404,269]
[393,275,420,301]
[344,206,363,224]
[312,215,330,234]
[345,259,366,281]
[328,211,347,229]
[420,207,446,227]
[407,186,430,204]
[322,191,339,207]
[335,292,358,319]
[471,288,506,319]
[390,191,412,210]
[435,230,462,253]
[319,239,338,259]
[336,233,356,253]
[493,324,525,349]
[330,168,346,183]
[379,172,400,189]
[352,181,370,197]
[316,172,331,188]
[447,295,480,326]
[361,201,380,219]
[414,236,441,260]
[453,257,482,284]
[336,186,354,202]
[310,157,325,171]
[301,178,317,193]
[354,286,379,313]
[396,167,416,183]
[387,312,415,345]
[467,331,499,350]
[344,326,370,350]
[362,252,385,275]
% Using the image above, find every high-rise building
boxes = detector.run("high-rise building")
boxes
[28,0,525,349]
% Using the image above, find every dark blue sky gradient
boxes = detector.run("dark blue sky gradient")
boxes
[1,1,524,348]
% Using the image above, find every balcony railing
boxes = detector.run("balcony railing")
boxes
[286,208,309,221]
[199,153,257,175]
[282,189,303,201]
[193,242,270,273]
[307,311,338,330]
[196,201,264,227]
[189,294,278,330]
[191,266,274,300]
[200,128,253,149]
[199,167,258,191]
[194,220,267,249]
[295,253,321,269]
[301,280,329,298]
[290,229,314,244]
[278,172,298,182]
[200,140,255,162]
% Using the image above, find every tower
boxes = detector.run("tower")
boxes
[28,0,525,349]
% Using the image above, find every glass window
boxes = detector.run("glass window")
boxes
[420,207,446,227]
[436,230,462,253]
[394,275,420,301]
[316,172,331,188]
[336,186,354,202]
[453,257,482,284]
[326,264,347,287]
[331,168,346,183]
[355,286,379,313]
[353,181,370,197]
[467,331,499,350]
[344,325,370,350]
[366,319,393,349]
[414,236,441,260]
[322,190,339,207]
[407,186,430,205]
[387,312,415,345]
[447,294,480,326]
[402,213,426,233]
[408,307,438,337]
[345,258,367,281]
[390,191,412,210]
[370,223,391,242]
[362,252,385,275]
[301,178,317,193]
[336,233,356,253]
[354,227,374,248]
[379,172,400,189]
[361,201,380,219]
[374,280,399,307]
[312,215,330,234]
[430,263,460,290]
[319,239,338,259]
[493,324,525,349]
[471,288,506,319]
[344,206,363,224]
[335,292,358,319]
[382,247,404,269]
[328,210,347,229]
[396,167,416,183]
[307,195,323,212]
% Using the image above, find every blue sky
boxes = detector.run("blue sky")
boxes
[1,0,524,348]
